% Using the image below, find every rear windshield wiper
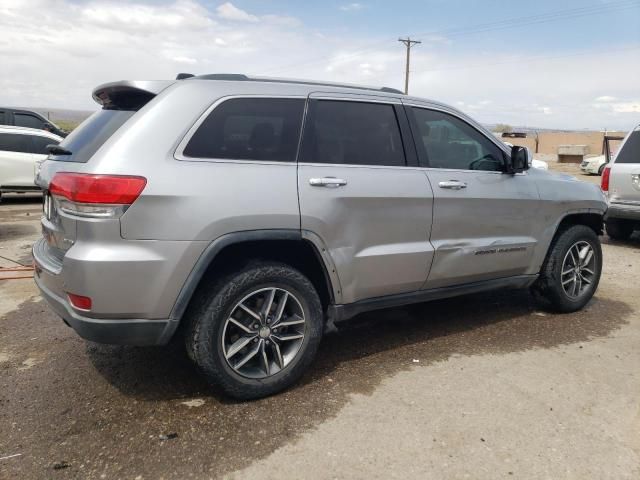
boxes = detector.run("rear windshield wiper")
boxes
[47,144,72,155]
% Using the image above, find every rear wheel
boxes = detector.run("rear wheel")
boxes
[606,219,634,241]
[532,225,602,312]
[598,164,606,175]
[185,262,323,400]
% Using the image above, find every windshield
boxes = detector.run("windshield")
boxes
[49,109,136,163]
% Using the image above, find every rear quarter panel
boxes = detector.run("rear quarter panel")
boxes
[81,81,304,241]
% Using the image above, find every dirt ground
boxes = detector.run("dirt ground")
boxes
[1,165,639,480]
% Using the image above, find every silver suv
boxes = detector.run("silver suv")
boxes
[33,74,607,399]
[602,124,640,240]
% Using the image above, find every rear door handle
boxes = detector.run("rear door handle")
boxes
[309,177,347,187]
[438,180,467,190]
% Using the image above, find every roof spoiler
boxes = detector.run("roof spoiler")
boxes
[92,80,173,110]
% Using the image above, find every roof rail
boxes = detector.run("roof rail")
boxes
[193,73,250,81]
[180,73,404,95]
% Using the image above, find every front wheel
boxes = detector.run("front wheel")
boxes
[185,262,323,400]
[532,225,602,312]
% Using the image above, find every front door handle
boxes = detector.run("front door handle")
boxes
[309,177,348,187]
[438,180,467,190]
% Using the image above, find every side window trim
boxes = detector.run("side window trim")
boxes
[404,105,431,168]
[299,98,409,168]
[394,104,418,167]
[175,95,308,164]
[405,104,508,172]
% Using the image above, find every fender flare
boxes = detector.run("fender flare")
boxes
[166,229,340,332]
[532,208,606,274]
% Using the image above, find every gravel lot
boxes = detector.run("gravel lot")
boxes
[1,166,639,479]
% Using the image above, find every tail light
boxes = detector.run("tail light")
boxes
[601,166,611,193]
[49,173,146,218]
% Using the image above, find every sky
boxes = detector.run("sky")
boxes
[0,0,639,130]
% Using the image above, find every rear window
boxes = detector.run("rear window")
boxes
[183,98,305,162]
[50,109,135,163]
[615,131,640,164]
[31,135,58,154]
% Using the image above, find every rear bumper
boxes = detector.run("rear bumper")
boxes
[31,236,198,345]
[605,203,640,222]
[34,268,176,345]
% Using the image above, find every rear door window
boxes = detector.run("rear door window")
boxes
[0,133,31,153]
[15,113,45,129]
[615,131,639,164]
[183,98,305,162]
[30,135,58,154]
[299,100,406,167]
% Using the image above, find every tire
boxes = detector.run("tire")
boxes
[531,225,602,313]
[184,261,323,400]
[606,219,634,241]
[598,164,605,175]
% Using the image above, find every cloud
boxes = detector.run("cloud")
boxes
[216,2,258,22]
[339,3,364,12]
[0,0,637,130]
[611,102,640,113]
[82,0,213,32]
[167,55,198,64]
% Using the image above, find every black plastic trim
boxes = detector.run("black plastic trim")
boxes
[328,274,538,323]
[169,230,302,323]
[394,103,418,167]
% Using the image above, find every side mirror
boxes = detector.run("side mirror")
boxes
[508,145,531,174]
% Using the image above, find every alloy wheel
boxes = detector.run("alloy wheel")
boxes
[561,240,596,299]
[221,287,306,379]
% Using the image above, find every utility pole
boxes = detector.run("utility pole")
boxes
[398,37,421,94]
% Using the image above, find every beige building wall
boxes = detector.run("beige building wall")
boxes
[498,131,627,156]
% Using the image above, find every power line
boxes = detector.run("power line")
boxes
[359,44,640,89]
[412,45,640,75]
[398,37,421,94]
[411,0,640,39]
[255,0,640,76]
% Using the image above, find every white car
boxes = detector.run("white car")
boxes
[0,126,62,199]
[581,155,607,175]
[531,158,549,170]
